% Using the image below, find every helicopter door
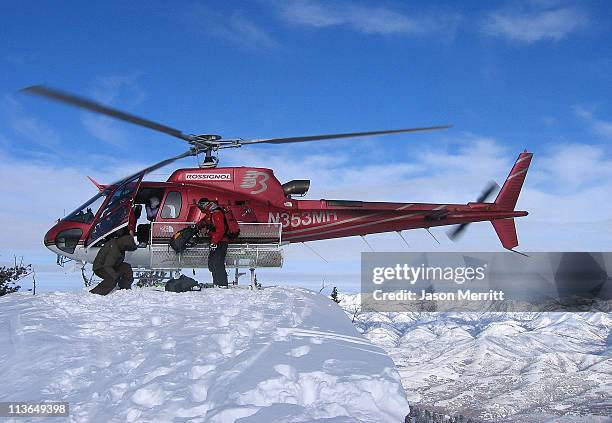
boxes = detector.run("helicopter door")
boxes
[85,172,145,247]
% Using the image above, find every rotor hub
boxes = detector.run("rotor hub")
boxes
[192,134,222,142]
[198,153,219,168]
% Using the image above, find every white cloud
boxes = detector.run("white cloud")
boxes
[482,5,588,43]
[90,75,146,107]
[574,106,612,140]
[1,94,62,152]
[81,115,128,146]
[536,143,612,192]
[592,121,612,140]
[277,0,462,37]
[190,4,280,50]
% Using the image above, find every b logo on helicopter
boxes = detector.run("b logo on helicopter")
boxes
[240,170,269,194]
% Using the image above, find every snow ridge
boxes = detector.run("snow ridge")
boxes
[0,288,409,422]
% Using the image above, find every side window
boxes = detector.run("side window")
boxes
[161,191,182,219]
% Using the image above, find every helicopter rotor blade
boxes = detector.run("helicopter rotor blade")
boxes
[20,85,195,143]
[139,149,197,175]
[21,85,455,169]
[237,124,452,145]
[110,148,196,186]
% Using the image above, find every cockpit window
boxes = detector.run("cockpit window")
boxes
[64,190,108,224]
[161,191,182,219]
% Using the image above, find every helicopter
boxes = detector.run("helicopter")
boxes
[22,86,532,285]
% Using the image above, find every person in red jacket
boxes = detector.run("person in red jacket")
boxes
[196,198,229,287]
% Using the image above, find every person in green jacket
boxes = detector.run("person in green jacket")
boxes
[90,231,138,295]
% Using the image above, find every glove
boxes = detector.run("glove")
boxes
[210,243,218,251]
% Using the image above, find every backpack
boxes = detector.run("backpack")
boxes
[221,208,241,239]
[170,225,199,253]
[165,275,200,292]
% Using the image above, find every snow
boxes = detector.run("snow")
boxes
[340,293,612,423]
[0,287,409,422]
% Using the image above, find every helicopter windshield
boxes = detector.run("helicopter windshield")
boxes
[85,172,144,247]
[64,190,109,224]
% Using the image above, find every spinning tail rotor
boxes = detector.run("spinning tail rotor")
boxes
[447,181,500,241]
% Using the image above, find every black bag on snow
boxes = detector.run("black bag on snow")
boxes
[170,226,199,253]
[165,275,200,292]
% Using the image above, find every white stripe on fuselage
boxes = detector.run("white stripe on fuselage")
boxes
[282,204,414,235]
[286,211,424,241]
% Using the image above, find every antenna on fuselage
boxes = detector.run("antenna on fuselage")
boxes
[396,231,410,248]
[425,228,441,244]
[302,242,329,263]
[360,235,375,252]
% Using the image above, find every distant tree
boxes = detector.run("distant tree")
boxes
[330,286,341,304]
[350,304,361,323]
[407,406,470,423]
[0,258,33,296]
[319,278,327,293]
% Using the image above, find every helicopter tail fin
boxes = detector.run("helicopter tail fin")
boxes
[489,151,533,251]
[494,151,533,210]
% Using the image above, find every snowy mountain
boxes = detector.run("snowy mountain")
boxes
[0,287,409,422]
[340,294,612,423]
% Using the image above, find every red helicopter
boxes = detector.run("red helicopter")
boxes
[23,86,532,284]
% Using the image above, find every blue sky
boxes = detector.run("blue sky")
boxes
[1,0,611,292]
